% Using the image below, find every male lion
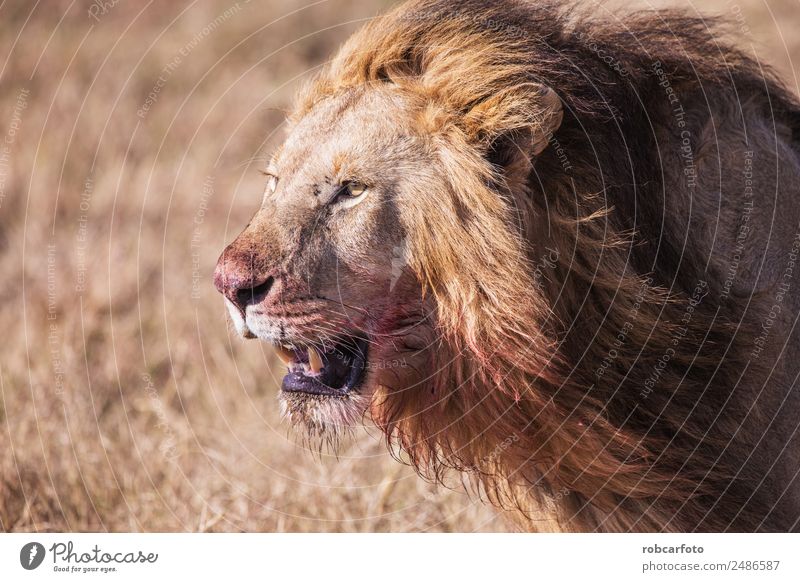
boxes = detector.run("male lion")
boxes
[214,0,800,532]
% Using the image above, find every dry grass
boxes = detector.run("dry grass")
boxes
[0,0,797,532]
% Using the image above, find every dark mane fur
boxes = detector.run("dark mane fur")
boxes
[298,0,800,531]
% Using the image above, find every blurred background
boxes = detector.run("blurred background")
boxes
[0,0,797,532]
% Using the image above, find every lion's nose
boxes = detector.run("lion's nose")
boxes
[213,252,276,312]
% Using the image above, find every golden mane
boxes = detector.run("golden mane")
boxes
[290,0,800,531]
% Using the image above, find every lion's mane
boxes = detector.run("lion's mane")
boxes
[295,0,800,531]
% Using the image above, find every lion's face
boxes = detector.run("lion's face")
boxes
[214,86,437,435]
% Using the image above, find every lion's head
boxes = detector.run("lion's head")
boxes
[214,1,564,441]
[213,0,800,533]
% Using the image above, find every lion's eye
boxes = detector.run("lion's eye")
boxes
[345,182,367,197]
[333,181,369,208]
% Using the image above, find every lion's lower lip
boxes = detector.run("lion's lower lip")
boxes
[280,337,368,396]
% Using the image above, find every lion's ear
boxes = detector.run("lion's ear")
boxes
[485,130,534,179]
[465,83,563,169]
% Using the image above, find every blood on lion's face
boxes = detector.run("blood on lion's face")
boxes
[215,0,800,533]
[213,86,446,438]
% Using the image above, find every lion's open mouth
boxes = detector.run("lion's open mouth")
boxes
[274,337,369,397]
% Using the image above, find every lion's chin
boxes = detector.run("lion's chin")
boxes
[274,336,372,441]
[279,388,372,441]
[272,326,429,441]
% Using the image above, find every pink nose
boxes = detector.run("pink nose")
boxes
[213,251,276,312]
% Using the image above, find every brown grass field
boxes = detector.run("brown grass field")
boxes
[1,0,799,532]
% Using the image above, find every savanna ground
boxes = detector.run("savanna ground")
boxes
[1,0,798,532]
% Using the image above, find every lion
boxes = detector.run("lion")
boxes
[214,0,800,532]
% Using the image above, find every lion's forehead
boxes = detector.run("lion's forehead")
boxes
[278,88,418,175]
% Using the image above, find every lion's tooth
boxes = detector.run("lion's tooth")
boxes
[274,345,295,365]
[308,346,323,374]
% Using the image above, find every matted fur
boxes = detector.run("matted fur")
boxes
[219,0,800,532]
